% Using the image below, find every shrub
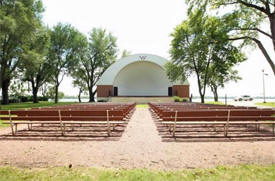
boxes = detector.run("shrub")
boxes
[182,98,189,102]
[97,99,107,102]
[174,96,180,102]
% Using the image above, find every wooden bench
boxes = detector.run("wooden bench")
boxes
[162,110,275,137]
[149,103,275,137]
[0,108,134,136]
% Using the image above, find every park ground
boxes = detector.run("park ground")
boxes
[0,101,274,180]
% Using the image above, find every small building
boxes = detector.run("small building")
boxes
[97,54,189,101]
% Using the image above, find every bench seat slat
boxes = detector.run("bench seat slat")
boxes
[0,116,125,121]
[2,121,126,124]
[162,121,275,124]
[162,116,275,121]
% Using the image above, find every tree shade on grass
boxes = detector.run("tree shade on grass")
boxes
[0,165,274,181]
[255,102,275,108]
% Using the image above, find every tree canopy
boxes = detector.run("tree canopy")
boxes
[0,0,44,104]
[71,28,118,102]
[48,23,87,103]
[168,9,245,103]
[187,0,275,76]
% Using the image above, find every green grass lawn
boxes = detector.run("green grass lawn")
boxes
[136,104,149,108]
[255,102,275,108]
[0,101,77,110]
[205,101,225,105]
[0,165,274,181]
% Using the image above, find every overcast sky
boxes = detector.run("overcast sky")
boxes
[42,0,275,97]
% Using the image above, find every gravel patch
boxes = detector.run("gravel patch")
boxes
[0,108,275,170]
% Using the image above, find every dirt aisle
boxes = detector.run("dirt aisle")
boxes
[120,107,161,143]
[0,108,275,170]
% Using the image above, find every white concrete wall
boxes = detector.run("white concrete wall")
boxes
[113,61,172,96]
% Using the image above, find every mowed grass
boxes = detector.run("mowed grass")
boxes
[136,104,149,108]
[0,165,275,181]
[205,101,225,105]
[255,102,275,108]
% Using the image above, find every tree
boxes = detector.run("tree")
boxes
[187,0,275,76]
[168,9,245,103]
[46,86,64,100]
[19,26,52,103]
[72,69,88,103]
[208,68,241,102]
[71,28,118,102]
[0,0,44,104]
[48,23,86,103]
[121,49,131,58]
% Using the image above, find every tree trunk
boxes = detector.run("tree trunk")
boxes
[269,15,275,53]
[214,91,218,102]
[89,91,95,102]
[210,85,219,102]
[1,79,10,105]
[88,85,96,102]
[32,87,39,103]
[54,84,59,104]
[200,94,205,103]
[78,89,82,103]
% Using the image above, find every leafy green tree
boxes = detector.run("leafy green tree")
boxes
[208,68,241,102]
[0,0,44,104]
[71,28,118,102]
[46,86,64,100]
[19,26,52,103]
[168,9,245,103]
[187,0,275,75]
[121,49,131,58]
[72,69,88,103]
[206,39,245,102]
[48,23,86,103]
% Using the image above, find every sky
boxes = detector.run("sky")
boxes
[42,0,275,97]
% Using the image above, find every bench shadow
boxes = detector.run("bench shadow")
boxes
[150,110,275,143]
[0,124,128,142]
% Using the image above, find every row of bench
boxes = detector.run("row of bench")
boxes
[149,102,275,137]
[0,103,136,136]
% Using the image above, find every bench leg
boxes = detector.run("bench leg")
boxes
[224,124,227,137]
[172,124,176,137]
[112,124,115,131]
[60,123,65,136]
[71,124,74,131]
[10,123,15,136]
[27,123,30,130]
[273,124,274,135]
[168,124,172,132]
[15,124,17,134]
[107,124,111,137]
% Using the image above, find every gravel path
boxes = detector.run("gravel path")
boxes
[0,108,275,170]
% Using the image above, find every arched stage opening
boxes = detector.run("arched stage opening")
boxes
[97,53,189,102]
[113,61,172,96]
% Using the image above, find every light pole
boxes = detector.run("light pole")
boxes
[262,69,268,103]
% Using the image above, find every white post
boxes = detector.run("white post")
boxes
[172,111,178,137]
[107,110,110,136]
